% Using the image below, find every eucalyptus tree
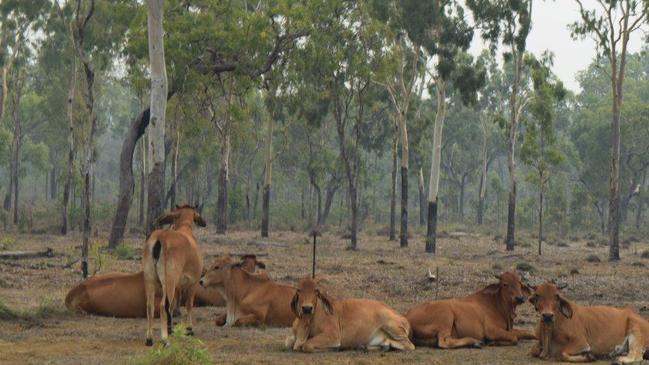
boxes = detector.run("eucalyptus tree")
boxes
[571,0,647,260]
[398,0,482,253]
[520,53,566,255]
[468,0,533,251]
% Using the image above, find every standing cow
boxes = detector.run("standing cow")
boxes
[406,271,535,348]
[143,205,205,346]
[529,282,649,363]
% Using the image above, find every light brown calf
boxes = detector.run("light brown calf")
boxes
[285,277,415,352]
[406,271,535,348]
[143,205,205,346]
[529,283,649,363]
[199,255,295,327]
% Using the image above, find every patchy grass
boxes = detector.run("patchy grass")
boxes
[0,236,17,250]
[114,242,136,260]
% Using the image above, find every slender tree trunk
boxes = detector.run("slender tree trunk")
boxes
[459,176,466,219]
[636,170,646,230]
[62,60,76,235]
[81,168,91,278]
[389,133,397,240]
[399,115,409,248]
[320,183,338,226]
[216,134,230,234]
[538,172,544,256]
[426,78,446,254]
[49,165,57,200]
[139,137,146,225]
[608,93,621,260]
[261,114,273,238]
[10,71,24,226]
[505,53,523,252]
[169,128,179,209]
[3,160,11,211]
[477,118,488,225]
[145,0,168,234]
[418,168,425,226]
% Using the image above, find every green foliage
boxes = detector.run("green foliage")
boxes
[0,236,16,250]
[129,325,213,365]
[114,242,135,260]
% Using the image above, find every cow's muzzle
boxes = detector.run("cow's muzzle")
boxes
[515,296,526,304]
[542,313,554,323]
[302,305,313,315]
[199,278,206,287]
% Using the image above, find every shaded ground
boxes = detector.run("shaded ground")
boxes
[1,228,649,364]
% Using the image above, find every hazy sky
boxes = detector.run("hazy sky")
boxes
[469,0,647,92]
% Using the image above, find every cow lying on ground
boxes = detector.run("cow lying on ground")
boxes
[529,282,649,363]
[143,205,205,346]
[64,255,264,317]
[199,255,295,327]
[406,271,535,348]
[285,277,415,352]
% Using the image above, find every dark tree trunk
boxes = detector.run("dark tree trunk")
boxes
[81,170,90,278]
[216,166,228,234]
[389,135,397,240]
[261,184,270,238]
[138,140,146,226]
[49,165,57,200]
[418,168,425,226]
[608,101,621,261]
[538,186,544,256]
[506,184,517,251]
[108,108,151,248]
[477,172,485,225]
[400,166,408,247]
[459,176,467,219]
[12,141,19,225]
[320,184,338,226]
[3,158,12,211]
[425,199,437,253]
[146,161,165,234]
[349,184,358,249]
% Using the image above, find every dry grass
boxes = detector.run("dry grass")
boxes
[1,228,649,364]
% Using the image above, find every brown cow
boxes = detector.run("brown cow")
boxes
[529,282,649,363]
[406,271,535,348]
[143,205,205,346]
[285,277,414,352]
[199,255,295,327]
[64,256,264,317]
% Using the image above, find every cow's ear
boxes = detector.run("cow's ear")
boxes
[155,211,180,226]
[557,295,573,319]
[290,290,300,318]
[317,289,334,315]
[483,283,500,295]
[194,212,207,227]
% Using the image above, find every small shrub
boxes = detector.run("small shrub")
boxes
[0,236,16,250]
[585,254,601,263]
[641,250,649,259]
[492,263,503,271]
[569,268,579,275]
[632,262,646,268]
[114,242,135,260]
[515,262,535,272]
[586,241,597,248]
[556,241,569,248]
[129,324,213,365]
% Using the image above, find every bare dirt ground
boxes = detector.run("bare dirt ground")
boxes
[1,227,649,365]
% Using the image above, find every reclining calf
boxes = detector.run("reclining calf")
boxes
[199,255,295,327]
[529,282,649,364]
[285,277,415,352]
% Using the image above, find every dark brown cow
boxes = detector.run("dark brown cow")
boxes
[529,282,649,363]
[406,271,535,348]
[199,255,295,327]
[143,205,205,346]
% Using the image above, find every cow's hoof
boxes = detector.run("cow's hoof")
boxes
[145,338,153,347]
[472,341,484,349]
[186,327,194,336]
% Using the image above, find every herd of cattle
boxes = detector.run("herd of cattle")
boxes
[63,205,649,363]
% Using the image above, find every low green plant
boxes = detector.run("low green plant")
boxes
[114,242,136,260]
[129,324,213,365]
[515,262,536,272]
[0,236,16,250]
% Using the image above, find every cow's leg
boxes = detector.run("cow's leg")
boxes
[185,284,197,336]
[144,280,157,346]
[233,313,261,327]
[559,340,595,363]
[215,313,227,326]
[380,320,415,351]
[484,325,518,346]
[511,328,537,340]
[614,333,646,364]
[300,332,341,353]
[160,277,178,344]
[437,327,483,349]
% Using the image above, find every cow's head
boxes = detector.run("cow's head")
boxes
[199,255,266,287]
[291,277,334,318]
[484,271,532,306]
[155,204,207,229]
[528,282,571,324]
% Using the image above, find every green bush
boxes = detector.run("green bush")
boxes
[129,325,213,365]
[0,236,16,250]
[114,242,136,260]
[515,262,535,272]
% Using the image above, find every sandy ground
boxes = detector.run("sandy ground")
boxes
[1,227,649,365]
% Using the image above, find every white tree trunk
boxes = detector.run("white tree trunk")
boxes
[425,78,446,253]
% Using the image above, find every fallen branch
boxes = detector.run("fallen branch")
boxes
[0,248,54,260]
